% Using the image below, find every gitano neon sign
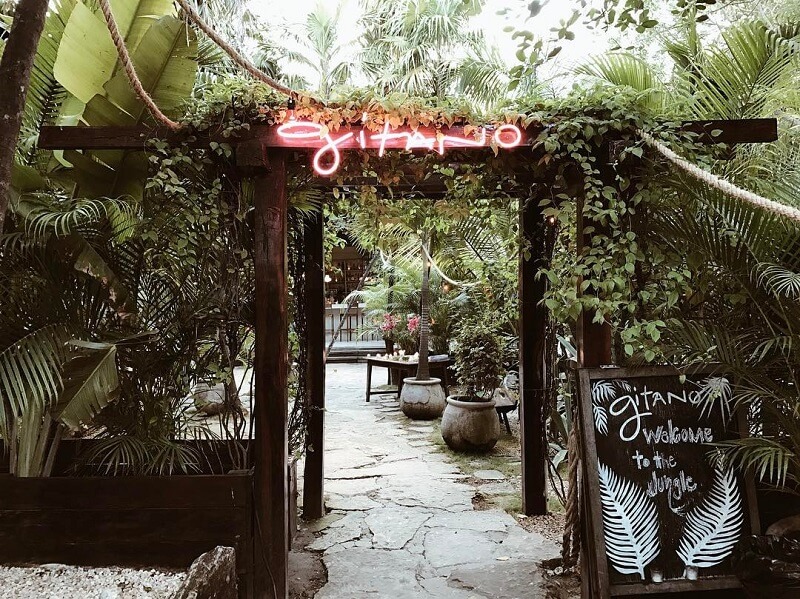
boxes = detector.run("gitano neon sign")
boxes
[276,120,524,176]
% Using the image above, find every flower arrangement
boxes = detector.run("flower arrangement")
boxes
[391,313,420,354]
[378,313,400,339]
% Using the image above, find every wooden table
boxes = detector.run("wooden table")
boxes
[365,356,452,402]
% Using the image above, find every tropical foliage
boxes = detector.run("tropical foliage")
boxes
[0,0,798,508]
[359,0,509,106]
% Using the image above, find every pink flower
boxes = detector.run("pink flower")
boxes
[379,313,399,333]
[407,315,420,333]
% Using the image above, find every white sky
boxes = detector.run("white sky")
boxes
[248,0,610,91]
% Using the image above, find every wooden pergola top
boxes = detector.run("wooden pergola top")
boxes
[38,118,778,151]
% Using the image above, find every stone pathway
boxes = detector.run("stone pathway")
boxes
[302,363,558,599]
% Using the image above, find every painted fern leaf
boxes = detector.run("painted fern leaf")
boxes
[592,381,616,435]
[592,380,616,402]
[598,461,660,579]
[677,468,743,569]
[593,404,609,435]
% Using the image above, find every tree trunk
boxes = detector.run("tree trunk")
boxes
[217,326,243,415]
[0,0,49,234]
[416,242,430,380]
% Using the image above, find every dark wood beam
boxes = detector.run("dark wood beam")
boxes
[37,118,778,151]
[519,196,549,516]
[244,141,289,599]
[302,211,326,521]
[680,118,777,144]
[38,123,534,150]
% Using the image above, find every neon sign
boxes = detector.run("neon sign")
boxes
[276,120,524,176]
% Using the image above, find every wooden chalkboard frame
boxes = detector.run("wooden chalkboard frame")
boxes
[578,365,761,598]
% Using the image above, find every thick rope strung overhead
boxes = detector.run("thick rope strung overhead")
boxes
[98,0,300,132]
[97,0,181,130]
[174,0,295,97]
[421,243,476,289]
[638,129,800,225]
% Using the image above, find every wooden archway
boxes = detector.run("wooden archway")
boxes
[39,116,777,598]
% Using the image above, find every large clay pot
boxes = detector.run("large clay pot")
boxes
[399,378,446,420]
[441,395,500,452]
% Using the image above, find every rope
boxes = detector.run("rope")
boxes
[97,0,181,131]
[174,0,295,97]
[638,129,800,225]
[420,243,477,288]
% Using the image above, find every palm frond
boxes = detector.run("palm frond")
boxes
[0,324,71,435]
[576,53,664,109]
[712,437,796,488]
[756,263,800,299]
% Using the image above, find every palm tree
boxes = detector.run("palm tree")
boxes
[0,0,49,234]
[359,0,508,106]
[261,2,354,101]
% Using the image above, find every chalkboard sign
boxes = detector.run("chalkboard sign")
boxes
[578,366,760,597]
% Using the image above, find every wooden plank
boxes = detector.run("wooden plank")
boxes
[0,508,248,545]
[303,211,326,521]
[37,119,778,151]
[610,577,742,596]
[244,467,254,599]
[250,145,289,599]
[0,474,250,509]
[518,196,548,516]
[680,118,777,144]
[38,123,533,150]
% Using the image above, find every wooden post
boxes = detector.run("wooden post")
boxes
[519,196,549,516]
[303,211,326,520]
[243,143,289,599]
[576,143,615,599]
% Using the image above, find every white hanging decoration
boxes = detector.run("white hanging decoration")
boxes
[598,461,661,579]
[676,467,743,570]
[591,380,616,436]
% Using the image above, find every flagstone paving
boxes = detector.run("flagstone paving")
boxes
[304,363,558,599]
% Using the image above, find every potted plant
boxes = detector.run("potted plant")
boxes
[441,315,504,452]
[399,242,447,420]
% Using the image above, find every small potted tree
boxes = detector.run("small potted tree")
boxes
[441,316,503,452]
[399,243,447,420]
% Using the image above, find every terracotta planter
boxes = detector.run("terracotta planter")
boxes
[441,395,500,452]
[399,378,446,420]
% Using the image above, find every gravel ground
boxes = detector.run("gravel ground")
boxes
[0,564,185,599]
